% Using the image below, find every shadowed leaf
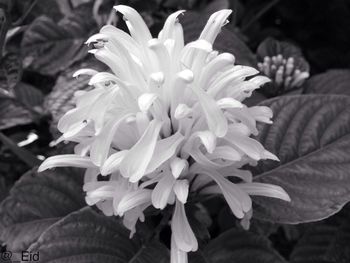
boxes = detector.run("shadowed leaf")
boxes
[0,168,85,251]
[190,228,286,263]
[27,207,169,263]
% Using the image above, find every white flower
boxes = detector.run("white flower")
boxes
[39,5,290,263]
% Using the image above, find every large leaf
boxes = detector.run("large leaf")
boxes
[180,11,256,67]
[21,4,96,75]
[190,228,286,263]
[27,207,169,263]
[0,168,85,251]
[304,69,350,96]
[251,95,350,223]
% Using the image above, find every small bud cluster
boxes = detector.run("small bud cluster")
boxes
[258,54,309,91]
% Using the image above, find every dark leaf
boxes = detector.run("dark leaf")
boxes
[0,5,10,55]
[0,52,22,98]
[0,176,8,203]
[252,95,350,223]
[190,228,286,263]
[0,99,33,130]
[0,132,41,167]
[290,224,337,263]
[14,82,44,110]
[289,204,350,263]
[12,0,62,24]
[0,168,85,251]
[27,207,169,263]
[304,69,350,96]
[326,210,350,263]
[21,4,96,75]
[203,0,229,15]
[187,203,211,246]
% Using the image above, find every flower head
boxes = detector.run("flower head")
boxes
[39,5,290,263]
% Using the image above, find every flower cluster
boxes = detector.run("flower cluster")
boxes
[258,54,310,90]
[39,5,290,263]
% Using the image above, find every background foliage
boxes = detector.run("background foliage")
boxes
[1,0,350,262]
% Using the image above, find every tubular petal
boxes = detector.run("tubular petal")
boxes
[117,189,152,216]
[146,132,184,174]
[160,10,185,41]
[73,68,98,78]
[199,9,232,44]
[120,120,163,182]
[114,5,152,45]
[90,112,133,166]
[38,155,95,172]
[151,174,176,209]
[171,199,198,252]
[101,150,128,175]
[173,180,189,203]
[238,182,291,202]
[171,234,188,263]
[191,85,228,137]
[192,166,252,218]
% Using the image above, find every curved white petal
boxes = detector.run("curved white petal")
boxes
[146,132,184,174]
[38,155,95,172]
[151,174,175,209]
[85,185,116,205]
[120,120,162,182]
[199,9,232,44]
[160,10,185,41]
[238,182,291,202]
[101,150,128,175]
[73,68,98,78]
[192,85,228,137]
[199,52,235,89]
[192,165,251,218]
[90,112,133,166]
[217,98,243,109]
[207,146,241,162]
[226,127,279,161]
[114,5,152,45]
[117,189,152,216]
